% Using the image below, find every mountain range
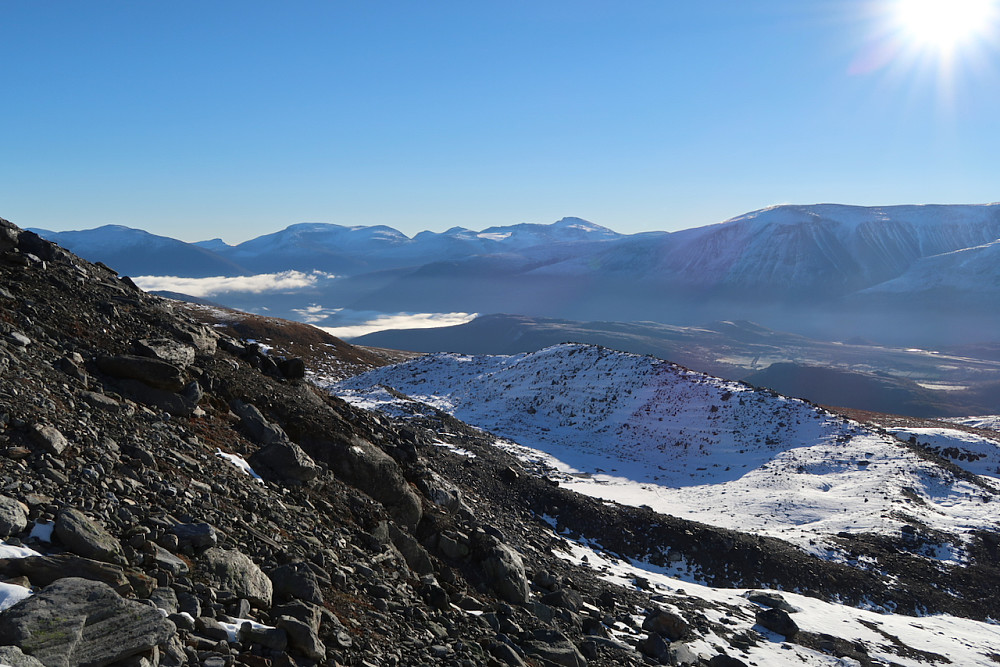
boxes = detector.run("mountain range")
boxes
[31,202,1000,346]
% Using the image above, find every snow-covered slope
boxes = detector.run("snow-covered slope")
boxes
[533,203,1000,296]
[332,344,1000,559]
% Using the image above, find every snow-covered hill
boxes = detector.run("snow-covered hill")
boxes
[332,344,1000,560]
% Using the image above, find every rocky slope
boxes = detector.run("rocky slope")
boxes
[2,217,1000,666]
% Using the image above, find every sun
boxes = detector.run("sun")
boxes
[893,0,996,53]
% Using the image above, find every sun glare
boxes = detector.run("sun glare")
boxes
[894,0,995,52]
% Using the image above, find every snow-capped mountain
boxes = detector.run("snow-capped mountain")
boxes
[29,203,1000,346]
[332,343,1000,560]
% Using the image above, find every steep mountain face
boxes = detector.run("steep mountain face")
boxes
[5,219,1000,666]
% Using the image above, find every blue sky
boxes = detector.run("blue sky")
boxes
[2,1,999,242]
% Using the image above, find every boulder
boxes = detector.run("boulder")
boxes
[0,555,131,594]
[521,629,588,667]
[269,562,323,605]
[28,425,67,456]
[112,379,199,417]
[642,609,689,641]
[0,577,175,667]
[248,440,319,484]
[479,539,530,605]
[755,607,798,638]
[746,590,798,613]
[202,548,272,607]
[96,355,186,392]
[170,523,218,550]
[0,645,46,667]
[276,615,325,661]
[54,509,125,565]
[541,587,584,612]
[0,495,28,537]
[134,338,195,368]
[230,401,288,446]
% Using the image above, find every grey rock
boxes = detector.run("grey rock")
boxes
[8,331,31,347]
[480,540,530,605]
[327,436,422,530]
[522,629,587,667]
[151,544,189,574]
[269,561,322,604]
[134,338,196,368]
[388,522,434,575]
[0,645,46,667]
[276,615,326,661]
[171,523,218,550]
[149,587,179,614]
[756,607,798,638]
[194,616,229,641]
[79,391,121,411]
[669,641,701,666]
[96,355,186,391]
[271,600,321,634]
[54,508,126,565]
[708,655,748,667]
[0,494,28,537]
[230,401,287,446]
[29,425,67,456]
[202,548,272,607]
[0,577,176,667]
[486,640,527,667]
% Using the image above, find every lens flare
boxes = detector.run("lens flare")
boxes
[894,0,995,52]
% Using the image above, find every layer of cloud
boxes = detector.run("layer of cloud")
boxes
[321,311,477,339]
[291,304,343,324]
[132,271,336,298]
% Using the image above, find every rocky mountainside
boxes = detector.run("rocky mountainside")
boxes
[3,217,1000,666]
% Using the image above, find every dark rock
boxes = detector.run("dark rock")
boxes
[96,355,186,391]
[277,358,306,380]
[202,548,272,607]
[195,616,230,641]
[269,562,322,605]
[746,590,797,613]
[276,615,325,661]
[171,523,218,550]
[0,577,175,667]
[54,508,126,565]
[0,554,131,593]
[521,629,588,667]
[541,587,583,612]
[238,623,287,651]
[113,379,199,417]
[0,495,28,537]
[755,607,798,638]
[639,631,670,662]
[708,655,748,667]
[248,440,319,484]
[230,401,288,447]
[642,609,689,641]
[485,640,527,667]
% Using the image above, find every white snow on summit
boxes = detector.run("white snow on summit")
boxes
[332,344,1000,559]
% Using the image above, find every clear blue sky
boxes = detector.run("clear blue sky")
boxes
[2,1,998,242]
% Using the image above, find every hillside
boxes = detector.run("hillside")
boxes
[3,217,1000,665]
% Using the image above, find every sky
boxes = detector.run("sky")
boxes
[2,1,999,243]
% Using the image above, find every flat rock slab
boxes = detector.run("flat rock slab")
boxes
[0,577,176,667]
[0,555,131,594]
[95,355,185,392]
[54,509,125,565]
